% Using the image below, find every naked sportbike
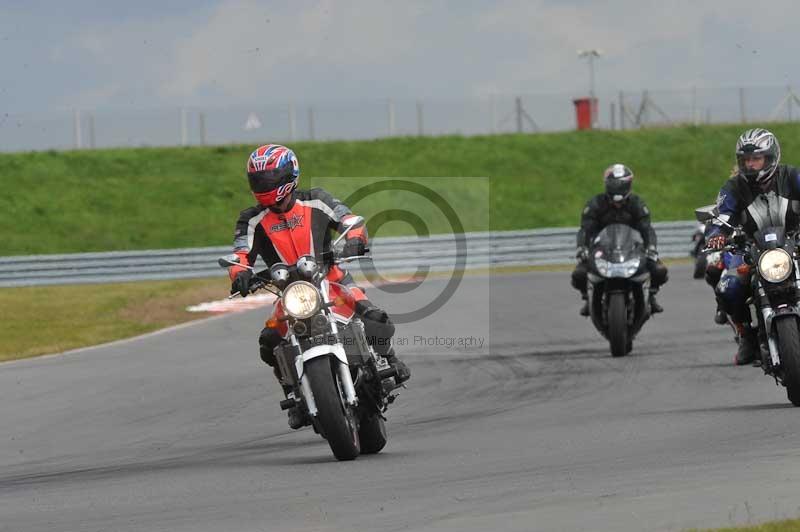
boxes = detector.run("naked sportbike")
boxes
[697,205,800,406]
[586,223,652,357]
[219,217,403,460]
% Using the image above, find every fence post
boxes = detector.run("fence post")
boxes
[691,86,697,125]
[88,113,96,149]
[610,102,616,130]
[515,97,523,133]
[199,112,207,145]
[308,106,315,140]
[73,109,82,149]
[789,86,794,121]
[288,103,296,141]
[416,101,424,136]
[489,96,497,134]
[618,91,625,130]
[180,108,188,146]
[387,99,395,136]
[739,87,746,123]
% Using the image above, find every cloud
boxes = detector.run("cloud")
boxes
[162,0,427,101]
[39,0,800,112]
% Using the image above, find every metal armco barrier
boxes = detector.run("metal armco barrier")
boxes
[0,221,698,287]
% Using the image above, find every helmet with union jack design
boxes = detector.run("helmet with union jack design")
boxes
[246,144,300,207]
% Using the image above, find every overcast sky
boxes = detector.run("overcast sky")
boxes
[2,0,800,114]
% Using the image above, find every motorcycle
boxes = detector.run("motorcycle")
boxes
[219,216,403,460]
[586,223,652,357]
[691,222,710,279]
[696,205,800,406]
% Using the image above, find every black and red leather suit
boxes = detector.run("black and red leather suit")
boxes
[227,188,396,373]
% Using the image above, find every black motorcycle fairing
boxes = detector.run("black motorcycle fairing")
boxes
[591,224,644,263]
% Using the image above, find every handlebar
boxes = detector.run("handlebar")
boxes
[226,256,372,299]
[701,244,745,255]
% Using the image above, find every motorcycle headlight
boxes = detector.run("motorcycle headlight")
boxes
[595,257,640,278]
[594,257,610,276]
[619,257,641,277]
[283,281,322,319]
[758,248,793,283]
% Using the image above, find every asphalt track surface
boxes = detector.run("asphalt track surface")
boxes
[3,265,800,532]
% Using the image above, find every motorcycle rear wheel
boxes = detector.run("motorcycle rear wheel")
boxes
[608,292,628,358]
[305,357,361,460]
[775,317,800,407]
[359,414,387,454]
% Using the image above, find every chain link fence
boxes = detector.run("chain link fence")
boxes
[3,86,800,152]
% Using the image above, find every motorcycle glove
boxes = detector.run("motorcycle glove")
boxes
[230,269,254,297]
[575,246,589,262]
[646,247,659,262]
[342,238,366,258]
[707,235,727,250]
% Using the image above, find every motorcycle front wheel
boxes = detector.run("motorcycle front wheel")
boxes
[608,292,628,358]
[305,357,361,460]
[775,317,800,407]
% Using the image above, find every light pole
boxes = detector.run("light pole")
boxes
[578,49,602,127]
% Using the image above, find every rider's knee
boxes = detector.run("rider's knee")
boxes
[259,327,283,366]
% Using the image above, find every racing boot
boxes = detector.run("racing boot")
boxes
[714,304,728,325]
[282,384,306,430]
[272,365,306,430]
[579,293,590,317]
[648,291,663,314]
[384,347,410,384]
[733,323,759,366]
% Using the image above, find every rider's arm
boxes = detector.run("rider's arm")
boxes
[631,197,657,250]
[576,197,601,248]
[705,183,739,238]
[228,206,267,280]
[311,188,369,244]
[787,166,800,200]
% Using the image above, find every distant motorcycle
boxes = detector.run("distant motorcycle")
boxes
[586,223,652,357]
[690,222,708,279]
[696,205,800,406]
[219,216,403,460]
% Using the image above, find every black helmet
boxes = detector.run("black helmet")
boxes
[735,128,780,190]
[603,163,634,204]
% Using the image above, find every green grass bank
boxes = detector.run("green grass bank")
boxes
[4,123,800,256]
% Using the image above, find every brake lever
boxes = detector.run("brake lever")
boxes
[335,255,374,264]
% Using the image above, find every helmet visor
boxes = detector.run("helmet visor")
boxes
[606,178,631,200]
[248,169,293,193]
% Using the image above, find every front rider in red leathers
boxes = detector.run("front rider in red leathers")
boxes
[228,144,410,429]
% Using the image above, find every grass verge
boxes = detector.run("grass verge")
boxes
[690,518,800,531]
[5,123,800,255]
[0,277,227,362]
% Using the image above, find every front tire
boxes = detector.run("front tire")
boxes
[776,317,800,407]
[608,292,628,358]
[305,357,361,460]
